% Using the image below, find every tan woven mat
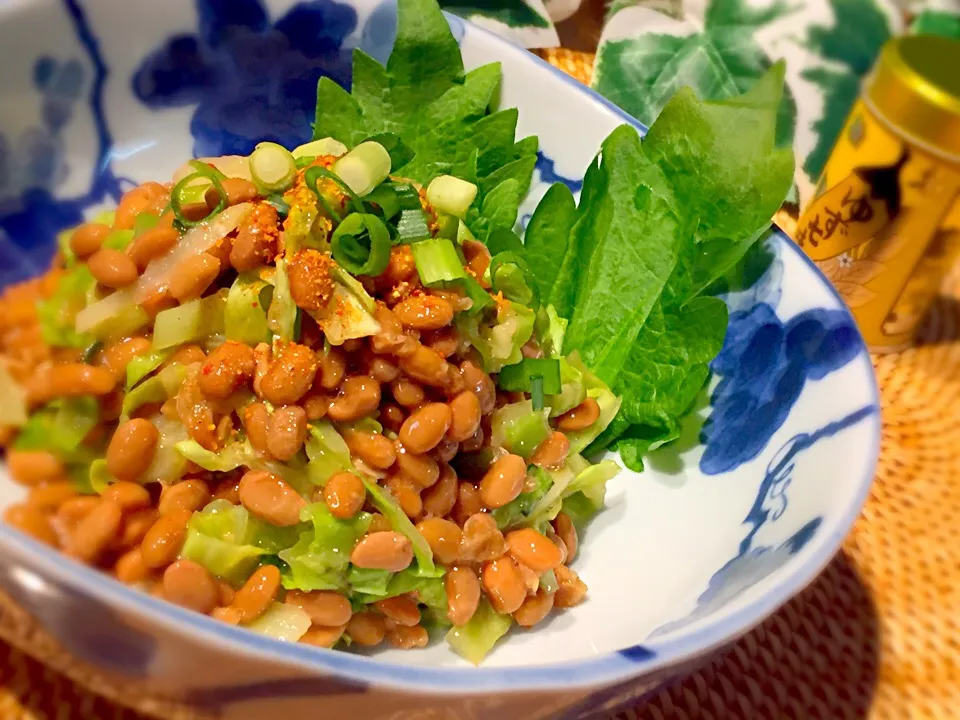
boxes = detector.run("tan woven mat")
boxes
[1,47,959,720]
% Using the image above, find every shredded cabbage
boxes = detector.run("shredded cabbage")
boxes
[125,349,173,390]
[38,266,96,348]
[546,357,587,418]
[527,456,620,530]
[534,304,567,359]
[73,286,149,340]
[563,353,622,454]
[0,362,27,427]
[120,363,186,421]
[225,272,272,345]
[446,599,512,665]
[134,203,253,304]
[244,601,311,641]
[490,400,551,459]
[152,289,228,350]
[360,478,438,576]
[181,500,297,585]
[176,437,310,494]
[305,421,352,485]
[14,397,99,460]
[491,466,552,531]
[266,259,298,342]
[310,268,381,346]
[142,415,189,484]
[279,503,372,591]
[456,303,535,373]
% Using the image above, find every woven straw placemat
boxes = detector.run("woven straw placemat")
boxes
[1,47,959,720]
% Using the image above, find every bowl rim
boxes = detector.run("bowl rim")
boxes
[0,11,882,695]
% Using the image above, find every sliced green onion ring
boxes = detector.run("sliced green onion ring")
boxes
[264,193,291,218]
[188,159,227,180]
[426,175,477,220]
[304,165,365,216]
[365,185,402,221]
[171,163,228,229]
[365,182,420,221]
[331,213,391,277]
[250,142,297,193]
[333,141,392,196]
[489,252,540,311]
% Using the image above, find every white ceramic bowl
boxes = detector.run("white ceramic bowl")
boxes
[0,1,880,718]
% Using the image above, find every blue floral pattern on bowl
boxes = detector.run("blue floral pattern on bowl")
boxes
[700,301,864,475]
[133,0,358,157]
[0,1,881,717]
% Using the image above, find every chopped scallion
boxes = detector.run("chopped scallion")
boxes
[250,142,297,193]
[170,164,228,229]
[365,182,420,221]
[331,213,391,277]
[411,237,467,286]
[426,175,477,219]
[292,137,348,159]
[332,141,391,197]
[457,275,494,314]
[497,358,562,395]
[362,133,414,171]
[396,208,431,243]
[304,165,364,216]
[264,193,291,218]
[531,376,545,411]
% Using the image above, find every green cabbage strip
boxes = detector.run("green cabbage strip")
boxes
[446,599,512,665]
[225,272,273,345]
[360,478,438,576]
[279,503,372,591]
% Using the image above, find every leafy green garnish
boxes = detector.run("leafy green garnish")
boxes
[521,63,793,470]
[312,0,536,234]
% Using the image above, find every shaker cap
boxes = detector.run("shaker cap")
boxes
[866,35,960,161]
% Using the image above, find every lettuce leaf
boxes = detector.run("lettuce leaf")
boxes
[560,126,684,385]
[523,185,577,303]
[590,297,727,469]
[518,64,793,470]
[640,64,793,302]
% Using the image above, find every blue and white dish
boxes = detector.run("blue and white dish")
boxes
[0,1,880,718]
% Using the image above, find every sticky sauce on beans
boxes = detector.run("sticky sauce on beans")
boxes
[0,176,601,659]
